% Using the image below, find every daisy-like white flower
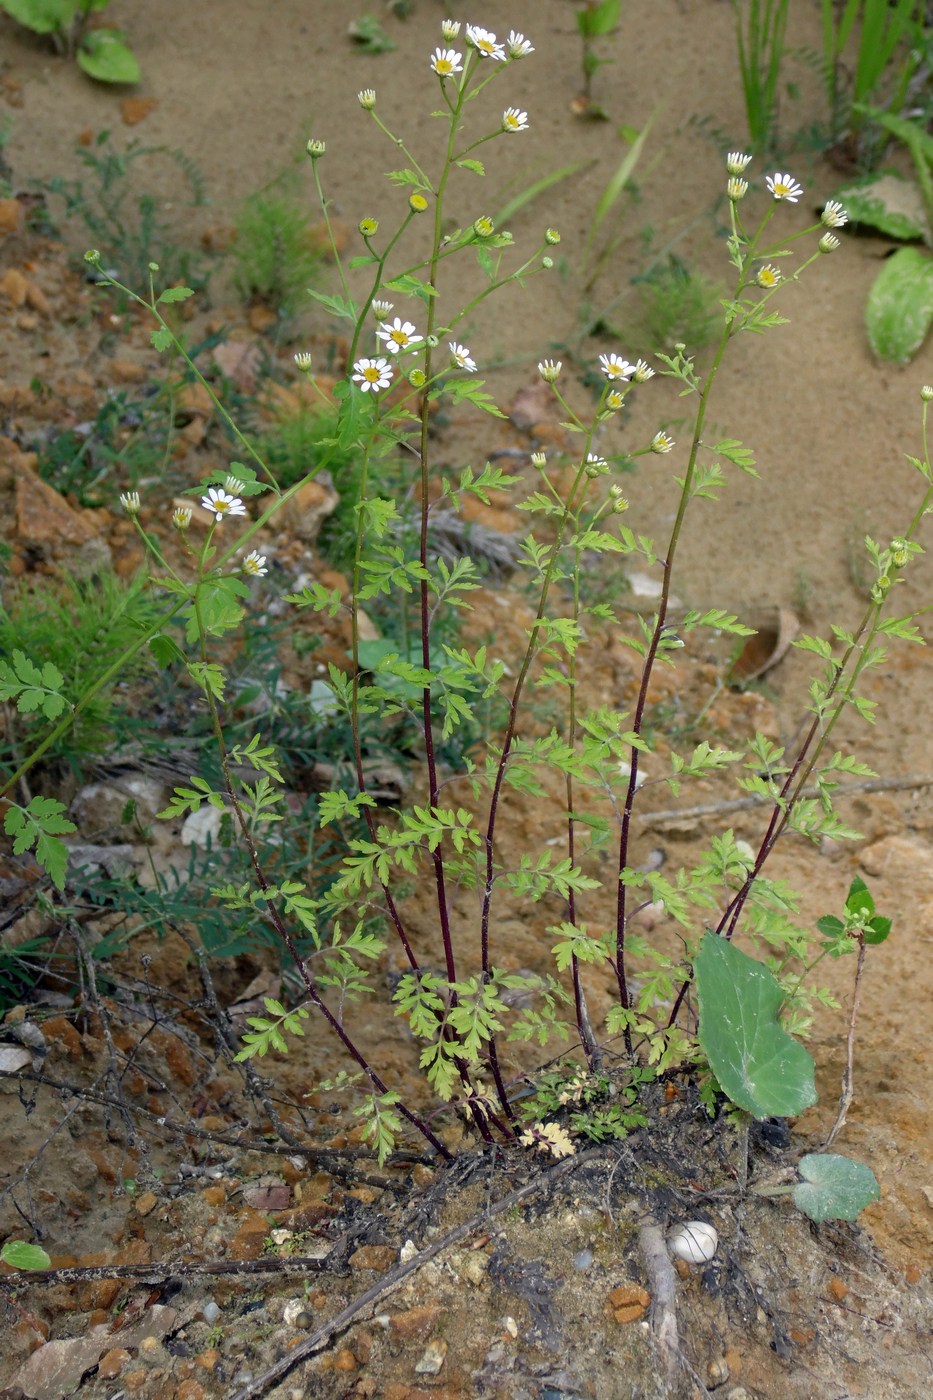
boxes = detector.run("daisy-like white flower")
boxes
[431,47,463,76]
[507,29,534,58]
[119,491,140,514]
[632,359,655,382]
[538,359,561,382]
[358,89,376,110]
[441,18,460,40]
[294,351,313,370]
[599,352,635,381]
[585,452,608,474]
[352,356,393,393]
[172,506,192,530]
[502,107,529,133]
[371,299,394,321]
[651,431,675,454]
[202,487,247,520]
[376,317,424,354]
[766,171,804,203]
[821,199,848,228]
[727,177,748,202]
[242,550,268,577]
[756,264,781,288]
[449,341,477,372]
[819,232,840,254]
[726,151,752,175]
[466,24,505,60]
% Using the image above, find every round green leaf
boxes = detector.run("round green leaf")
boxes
[1,1239,52,1270]
[77,28,140,83]
[793,1153,880,1222]
[694,932,817,1119]
[866,246,933,366]
[833,172,928,242]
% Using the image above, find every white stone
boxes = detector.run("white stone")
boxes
[669,1219,718,1263]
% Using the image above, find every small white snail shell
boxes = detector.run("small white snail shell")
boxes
[669,1220,719,1264]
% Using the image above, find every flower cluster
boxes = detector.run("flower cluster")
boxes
[519,1122,575,1159]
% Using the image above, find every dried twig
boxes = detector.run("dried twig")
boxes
[0,1252,340,1295]
[637,773,933,829]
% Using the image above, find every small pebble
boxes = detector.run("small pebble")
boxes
[414,1337,448,1375]
[669,1220,718,1264]
[573,1247,594,1270]
[201,1301,220,1325]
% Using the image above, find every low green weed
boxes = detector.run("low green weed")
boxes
[2,23,927,1233]
[574,0,622,118]
[0,570,162,773]
[820,0,925,150]
[0,0,139,82]
[40,131,209,299]
[233,179,324,323]
[35,387,173,508]
[733,0,791,153]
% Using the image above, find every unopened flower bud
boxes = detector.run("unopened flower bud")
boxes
[612,495,630,513]
[727,177,748,202]
[84,248,101,263]
[306,138,326,158]
[819,232,840,254]
[585,452,608,477]
[441,18,461,40]
[359,217,379,238]
[538,359,561,383]
[294,351,313,370]
[409,193,429,213]
[651,431,675,454]
[473,215,495,238]
[358,89,376,109]
[726,151,752,175]
[531,451,547,470]
[545,228,560,245]
[542,255,554,269]
[172,506,193,530]
[119,491,140,515]
[409,368,426,388]
[372,300,394,321]
[921,385,933,402]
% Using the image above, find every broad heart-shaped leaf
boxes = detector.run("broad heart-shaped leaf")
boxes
[866,246,933,366]
[832,172,928,242]
[1,1239,51,1270]
[793,1153,880,1222]
[694,932,817,1119]
[77,28,141,83]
